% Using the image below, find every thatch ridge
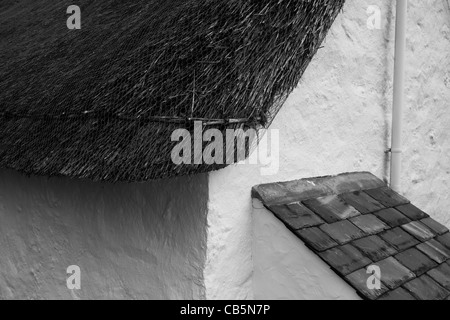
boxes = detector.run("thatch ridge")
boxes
[0,0,345,182]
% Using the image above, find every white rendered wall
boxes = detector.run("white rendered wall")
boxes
[205,0,450,299]
[252,200,360,300]
[0,169,209,299]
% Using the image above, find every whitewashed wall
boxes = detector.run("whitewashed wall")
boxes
[206,0,450,299]
[0,169,209,299]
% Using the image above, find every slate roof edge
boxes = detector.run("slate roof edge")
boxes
[251,172,386,206]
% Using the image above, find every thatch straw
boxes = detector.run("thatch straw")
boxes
[0,0,345,182]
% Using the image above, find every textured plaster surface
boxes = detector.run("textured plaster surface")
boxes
[0,169,208,299]
[206,0,450,299]
[252,200,360,300]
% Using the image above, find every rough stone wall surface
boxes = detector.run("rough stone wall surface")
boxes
[0,169,209,299]
[205,0,450,299]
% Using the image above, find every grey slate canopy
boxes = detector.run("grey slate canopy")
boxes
[253,172,450,300]
[0,0,345,182]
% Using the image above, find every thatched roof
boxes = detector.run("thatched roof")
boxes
[0,0,345,182]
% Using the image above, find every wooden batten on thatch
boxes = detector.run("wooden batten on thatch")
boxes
[0,0,345,182]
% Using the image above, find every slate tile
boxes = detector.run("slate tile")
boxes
[380,227,420,251]
[420,217,449,235]
[416,239,450,264]
[378,287,416,300]
[345,268,389,300]
[376,257,415,289]
[319,244,372,276]
[396,204,429,221]
[436,233,450,250]
[338,191,385,214]
[402,221,435,242]
[320,220,366,245]
[319,172,386,195]
[364,187,410,208]
[270,178,333,204]
[373,208,411,228]
[403,275,449,300]
[302,195,361,223]
[268,203,324,230]
[427,262,450,290]
[267,204,293,219]
[352,235,397,262]
[252,178,329,207]
[350,215,388,235]
[395,248,438,276]
[296,227,339,252]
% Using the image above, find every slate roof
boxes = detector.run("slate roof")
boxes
[252,172,450,300]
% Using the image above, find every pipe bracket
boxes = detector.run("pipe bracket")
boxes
[386,148,403,154]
